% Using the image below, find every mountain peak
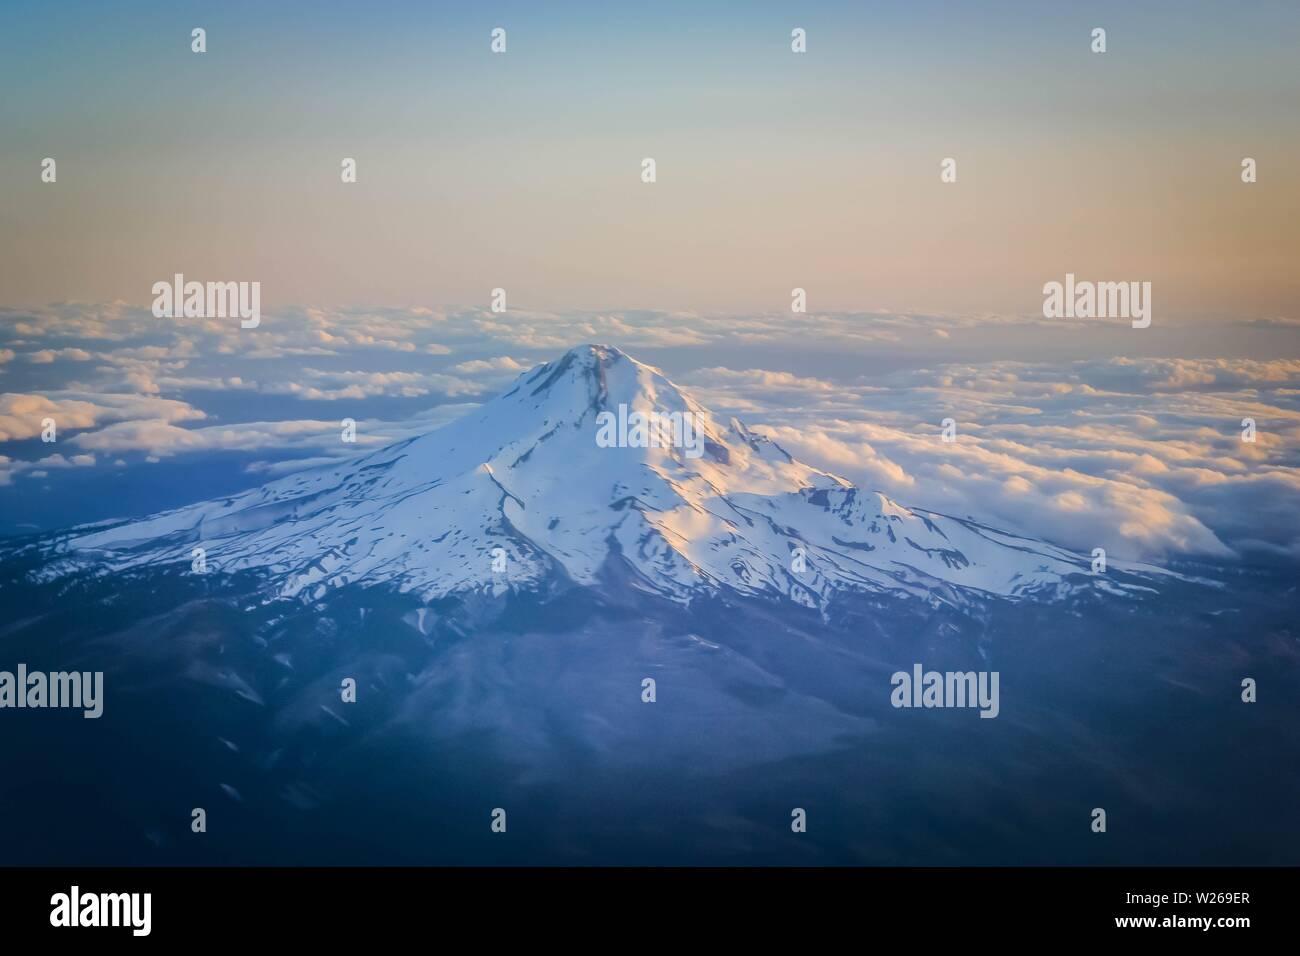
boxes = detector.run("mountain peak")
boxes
[521,342,661,393]
[531,343,660,387]
[562,342,629,364]
[491,342,699,437]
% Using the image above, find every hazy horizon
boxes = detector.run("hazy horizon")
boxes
[2,0,1298,319]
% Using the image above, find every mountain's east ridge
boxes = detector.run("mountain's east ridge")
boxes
[16,345,1163,606]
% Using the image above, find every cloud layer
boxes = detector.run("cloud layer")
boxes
[2,303,1298,562]
[684,359,1300,561]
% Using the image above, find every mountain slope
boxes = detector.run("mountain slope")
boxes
[18,345,1165,607]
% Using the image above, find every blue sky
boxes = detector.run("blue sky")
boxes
[2,0,1297,314]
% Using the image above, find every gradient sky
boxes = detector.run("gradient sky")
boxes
[2,0,1298,319]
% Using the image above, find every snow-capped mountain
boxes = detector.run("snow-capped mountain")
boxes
[4,347,1288,870]
[19,345,1163,607]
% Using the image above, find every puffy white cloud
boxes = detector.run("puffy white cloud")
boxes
[0,450,96,485]
[65,418,365,456]
[757,420,1231,560]
[66,401,478,462]
[450,356,527,375]
[262,369,482,401]
[0,392,205,442]
[684,357,1300,561]
[25,348,94,363]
